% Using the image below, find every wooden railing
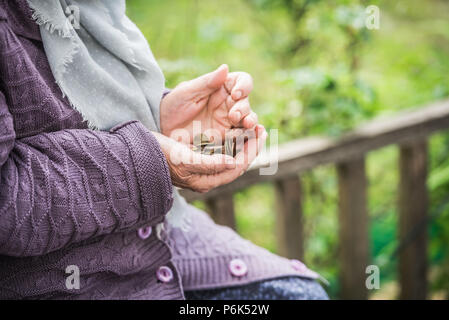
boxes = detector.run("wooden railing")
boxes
[180,99,449,299]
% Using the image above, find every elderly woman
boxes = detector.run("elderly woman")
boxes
[0,0,328,300]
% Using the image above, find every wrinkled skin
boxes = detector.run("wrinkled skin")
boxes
[160,64,258,142]
[158,65,266,193]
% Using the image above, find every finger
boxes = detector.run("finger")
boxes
[228,98,251,125]
[230,126,258,151]
[180,64,229,98]
[225,128,245,139]
[207,86,229,112]
[197,130,266,191]
[193,163,243,192]
[235,125,267,171]
[227,72,253,101]
[184,152,236,175]
[242,111,258,129]
[225,94,236,110]
[192,128,267,192]
[255,124,265,138]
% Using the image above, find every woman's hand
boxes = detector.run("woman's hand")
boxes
[160,65,258,142]
[153,125,266,193]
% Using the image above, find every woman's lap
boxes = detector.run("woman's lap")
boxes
[184,276,329,300]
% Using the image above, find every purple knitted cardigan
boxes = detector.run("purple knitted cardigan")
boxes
[0,1,318,299]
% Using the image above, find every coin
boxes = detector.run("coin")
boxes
[202,145,224,155]
[224,137,236,157]
[193,133,210,147]
[193,132,247,157]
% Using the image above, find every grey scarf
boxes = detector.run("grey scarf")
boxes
[27,0,190,230]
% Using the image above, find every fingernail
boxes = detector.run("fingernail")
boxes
[233,90,242,100]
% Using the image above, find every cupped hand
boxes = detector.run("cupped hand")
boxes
[160,65,257,143]
[152,125,266,193]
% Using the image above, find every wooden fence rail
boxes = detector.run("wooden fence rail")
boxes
[180,99,449,299]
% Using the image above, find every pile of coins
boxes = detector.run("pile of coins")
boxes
[192,133,237,157]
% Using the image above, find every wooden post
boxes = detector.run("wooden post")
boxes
[337,156,369,300]
[398,140,428,300]
[206,193,236,230]
[275,175,304,260]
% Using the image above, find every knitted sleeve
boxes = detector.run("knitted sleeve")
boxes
[0,91,173,257]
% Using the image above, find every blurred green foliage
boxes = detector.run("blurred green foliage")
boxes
[127,0,449,299]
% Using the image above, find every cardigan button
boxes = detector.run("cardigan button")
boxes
[137,226,152,240]
[290,259,307,272]
[156,266,174,283]
[229,259,248,277]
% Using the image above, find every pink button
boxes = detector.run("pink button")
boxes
[156,266,173,283]
[137,226,152,240]
[229,259,248,277]
[290,259,307,272]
